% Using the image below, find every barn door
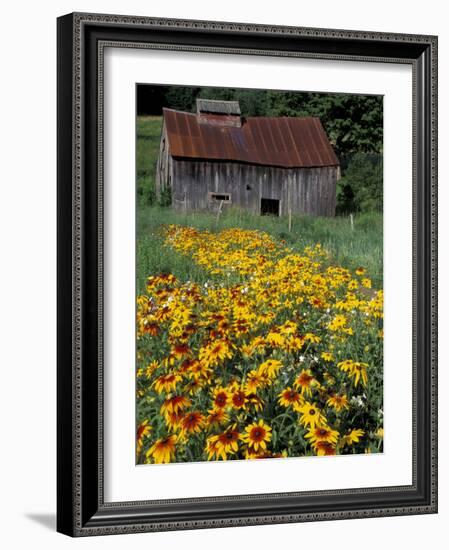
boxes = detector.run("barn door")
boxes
[261,198,280,216]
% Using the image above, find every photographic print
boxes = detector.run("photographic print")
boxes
[135,84,384,465]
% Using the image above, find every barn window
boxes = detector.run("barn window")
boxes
[261,198,280,216]
[209,192,231,203]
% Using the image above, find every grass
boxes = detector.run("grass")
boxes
[137,205,383,294]
[136,116,163,205]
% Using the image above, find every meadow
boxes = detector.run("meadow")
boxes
[137,206,383,295]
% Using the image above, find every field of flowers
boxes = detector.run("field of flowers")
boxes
[136,224,384,464]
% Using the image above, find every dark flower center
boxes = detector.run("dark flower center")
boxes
[216,394,226,406]
[234,394,244,405]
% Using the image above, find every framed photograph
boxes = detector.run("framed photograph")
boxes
[57,12,438,536]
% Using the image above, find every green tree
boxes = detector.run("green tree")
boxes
[165,86,200,112]
[267,91,383,157]
[337,153,383,213]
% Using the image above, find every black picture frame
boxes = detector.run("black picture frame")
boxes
[57,12,438,537]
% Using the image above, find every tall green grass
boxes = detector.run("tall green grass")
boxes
[136,116,163,205]
[136,206,383,294]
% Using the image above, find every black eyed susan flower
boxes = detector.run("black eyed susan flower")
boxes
[338,360,369,387]
[185,360,213,382]
[153,373,182,394]
[206,408,229,428]
[170,343,192,363]
[353,363,369,386]
[146,435,177,464]
[245,392,265,412]
[342,428,365,447]
[160,395,191,417]
[305,425,339,449]
[178,358,199,374]
[233,318,251,336]
[216,429,241,456]
[242,420,272,452]
[304,332,321,344]
[279,320,298,336]
[375,427,384,439]
[180,411,205,435]
[245,369,269,393]
[348,279,359,291]
[326,393,349,412]
[314,441,337,456]
[244,447,265,459]
[136,419,152,453]
[265,330,286,348]
[298,402,324,429]
[362,277,372,289]
[286,334,305,352]
[211,386,230,409]
[294,369,316,396]
[199,339,233,367]
[258,358,283,379]
[205,436,225,461]
[145,360,159,378]
[278,387,303,410]
[184,378,203,396]
[328,314,348,332]
[230,387,248,410]
[164,411,183,431]
[246,449,289,459]
[142,320,159,336]
[206,428,241,460]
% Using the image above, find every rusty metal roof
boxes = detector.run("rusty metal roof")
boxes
[163,107,339,168]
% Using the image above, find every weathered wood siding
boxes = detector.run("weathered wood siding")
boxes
[166,159,337,217]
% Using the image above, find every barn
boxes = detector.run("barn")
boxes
[155,99,340,217]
